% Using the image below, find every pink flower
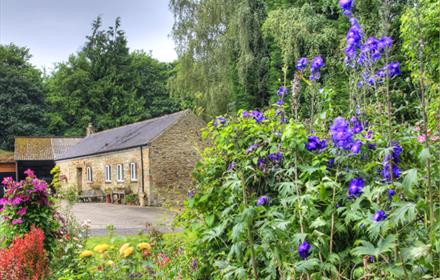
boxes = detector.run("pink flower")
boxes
[11,197,22,206]
[17,208,27,216]
[0,198,8,205]
[12,218,23,225]
[431,135,439,142]
[1,177,14,186]
[417,134,426,143]
[34,181,47,192]
[24,169,35,178]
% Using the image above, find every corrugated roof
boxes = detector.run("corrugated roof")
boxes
[14,137,83,161]
[57,110,189,160]
[0,149,14,163]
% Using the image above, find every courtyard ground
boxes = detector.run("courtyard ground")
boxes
[62,202,178,236]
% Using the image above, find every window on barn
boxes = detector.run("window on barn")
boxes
[86,167,93,182]
[117,164,124,182]
[130,162,137,181]
[105,165,112,182]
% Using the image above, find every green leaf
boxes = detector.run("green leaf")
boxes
[418,148,431,164]
[402,168,418,197]
[389,202,417,226]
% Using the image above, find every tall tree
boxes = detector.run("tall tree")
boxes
[46,17,180,135]
[169,0,269,117]
[0,44,47,150]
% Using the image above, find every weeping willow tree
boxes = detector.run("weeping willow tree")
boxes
[169,0,269,118]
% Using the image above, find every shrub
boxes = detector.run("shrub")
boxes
[0,170,60,255]
[0,227,48,280]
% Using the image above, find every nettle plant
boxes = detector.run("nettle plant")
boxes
[0,170,60,255]
[181,1,438,279]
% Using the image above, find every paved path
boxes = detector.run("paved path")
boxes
[62,202,178,236]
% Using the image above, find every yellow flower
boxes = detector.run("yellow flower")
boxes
[94,244,110,253]
[80,250,93,258]
[119,243,131,255]
[137,242,151,251]
[106,260,115,267]
[121,246,134,258]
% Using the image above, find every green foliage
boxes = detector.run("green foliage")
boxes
[50,165,61,193]
[169,0,270,117]
[46,17,180,136]
[0,44,47,150]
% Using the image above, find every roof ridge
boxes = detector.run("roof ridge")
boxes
[86,110,188,138]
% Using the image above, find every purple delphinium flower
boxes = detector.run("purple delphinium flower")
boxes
[381,162,401,183]
[330,117,354,150]
[246,144,258,154]
[348,177,364,198]
[306,136,327,152]
[351,140,363,154]
[256,195,269,206]
[276,99,284,106]
[257,157,266,170]
[327,158,335,169]
[367,143,376,150]
[251,110,265,124]
[358,37,381,66]
[350,116,363,134]
[373,210,387,222]
[296,57,308,71]
[339,0,353,11]
[227,162,236,170]
[277,86,289,96]
[379,36,393,50]
[298,241,311,260]
[388,189,396,201]
[213,117,226,127]
[310,56,325,80]
[268,152,283,164]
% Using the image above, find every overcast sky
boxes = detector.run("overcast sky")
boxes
[0,0,177,70]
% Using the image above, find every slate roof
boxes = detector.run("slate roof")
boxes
[0,150,14,163]
[56,110,190,160]
[14,137,83,161]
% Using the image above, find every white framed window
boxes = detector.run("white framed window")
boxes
[130,162,137,181]
[105,165,112,182]
[86,166,93,182]
[117,164,124,182]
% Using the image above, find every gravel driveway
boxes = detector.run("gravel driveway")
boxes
[61,202,178,236]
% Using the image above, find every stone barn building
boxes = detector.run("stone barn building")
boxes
[56,110,204,206]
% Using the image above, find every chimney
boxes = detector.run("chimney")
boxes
[86,123,95,136]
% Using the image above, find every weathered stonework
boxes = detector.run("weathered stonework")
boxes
[56,111,205,206]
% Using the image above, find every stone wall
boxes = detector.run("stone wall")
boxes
[149,111,205,206]
[57,147,149,196]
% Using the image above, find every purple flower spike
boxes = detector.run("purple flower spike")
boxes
[306,136,327,152]
[373,210,387,222]
[298,241,311,260]
[246,144,258,154]
[256,195,269,206]
[251,110,265,124]
[330,117,354,150]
